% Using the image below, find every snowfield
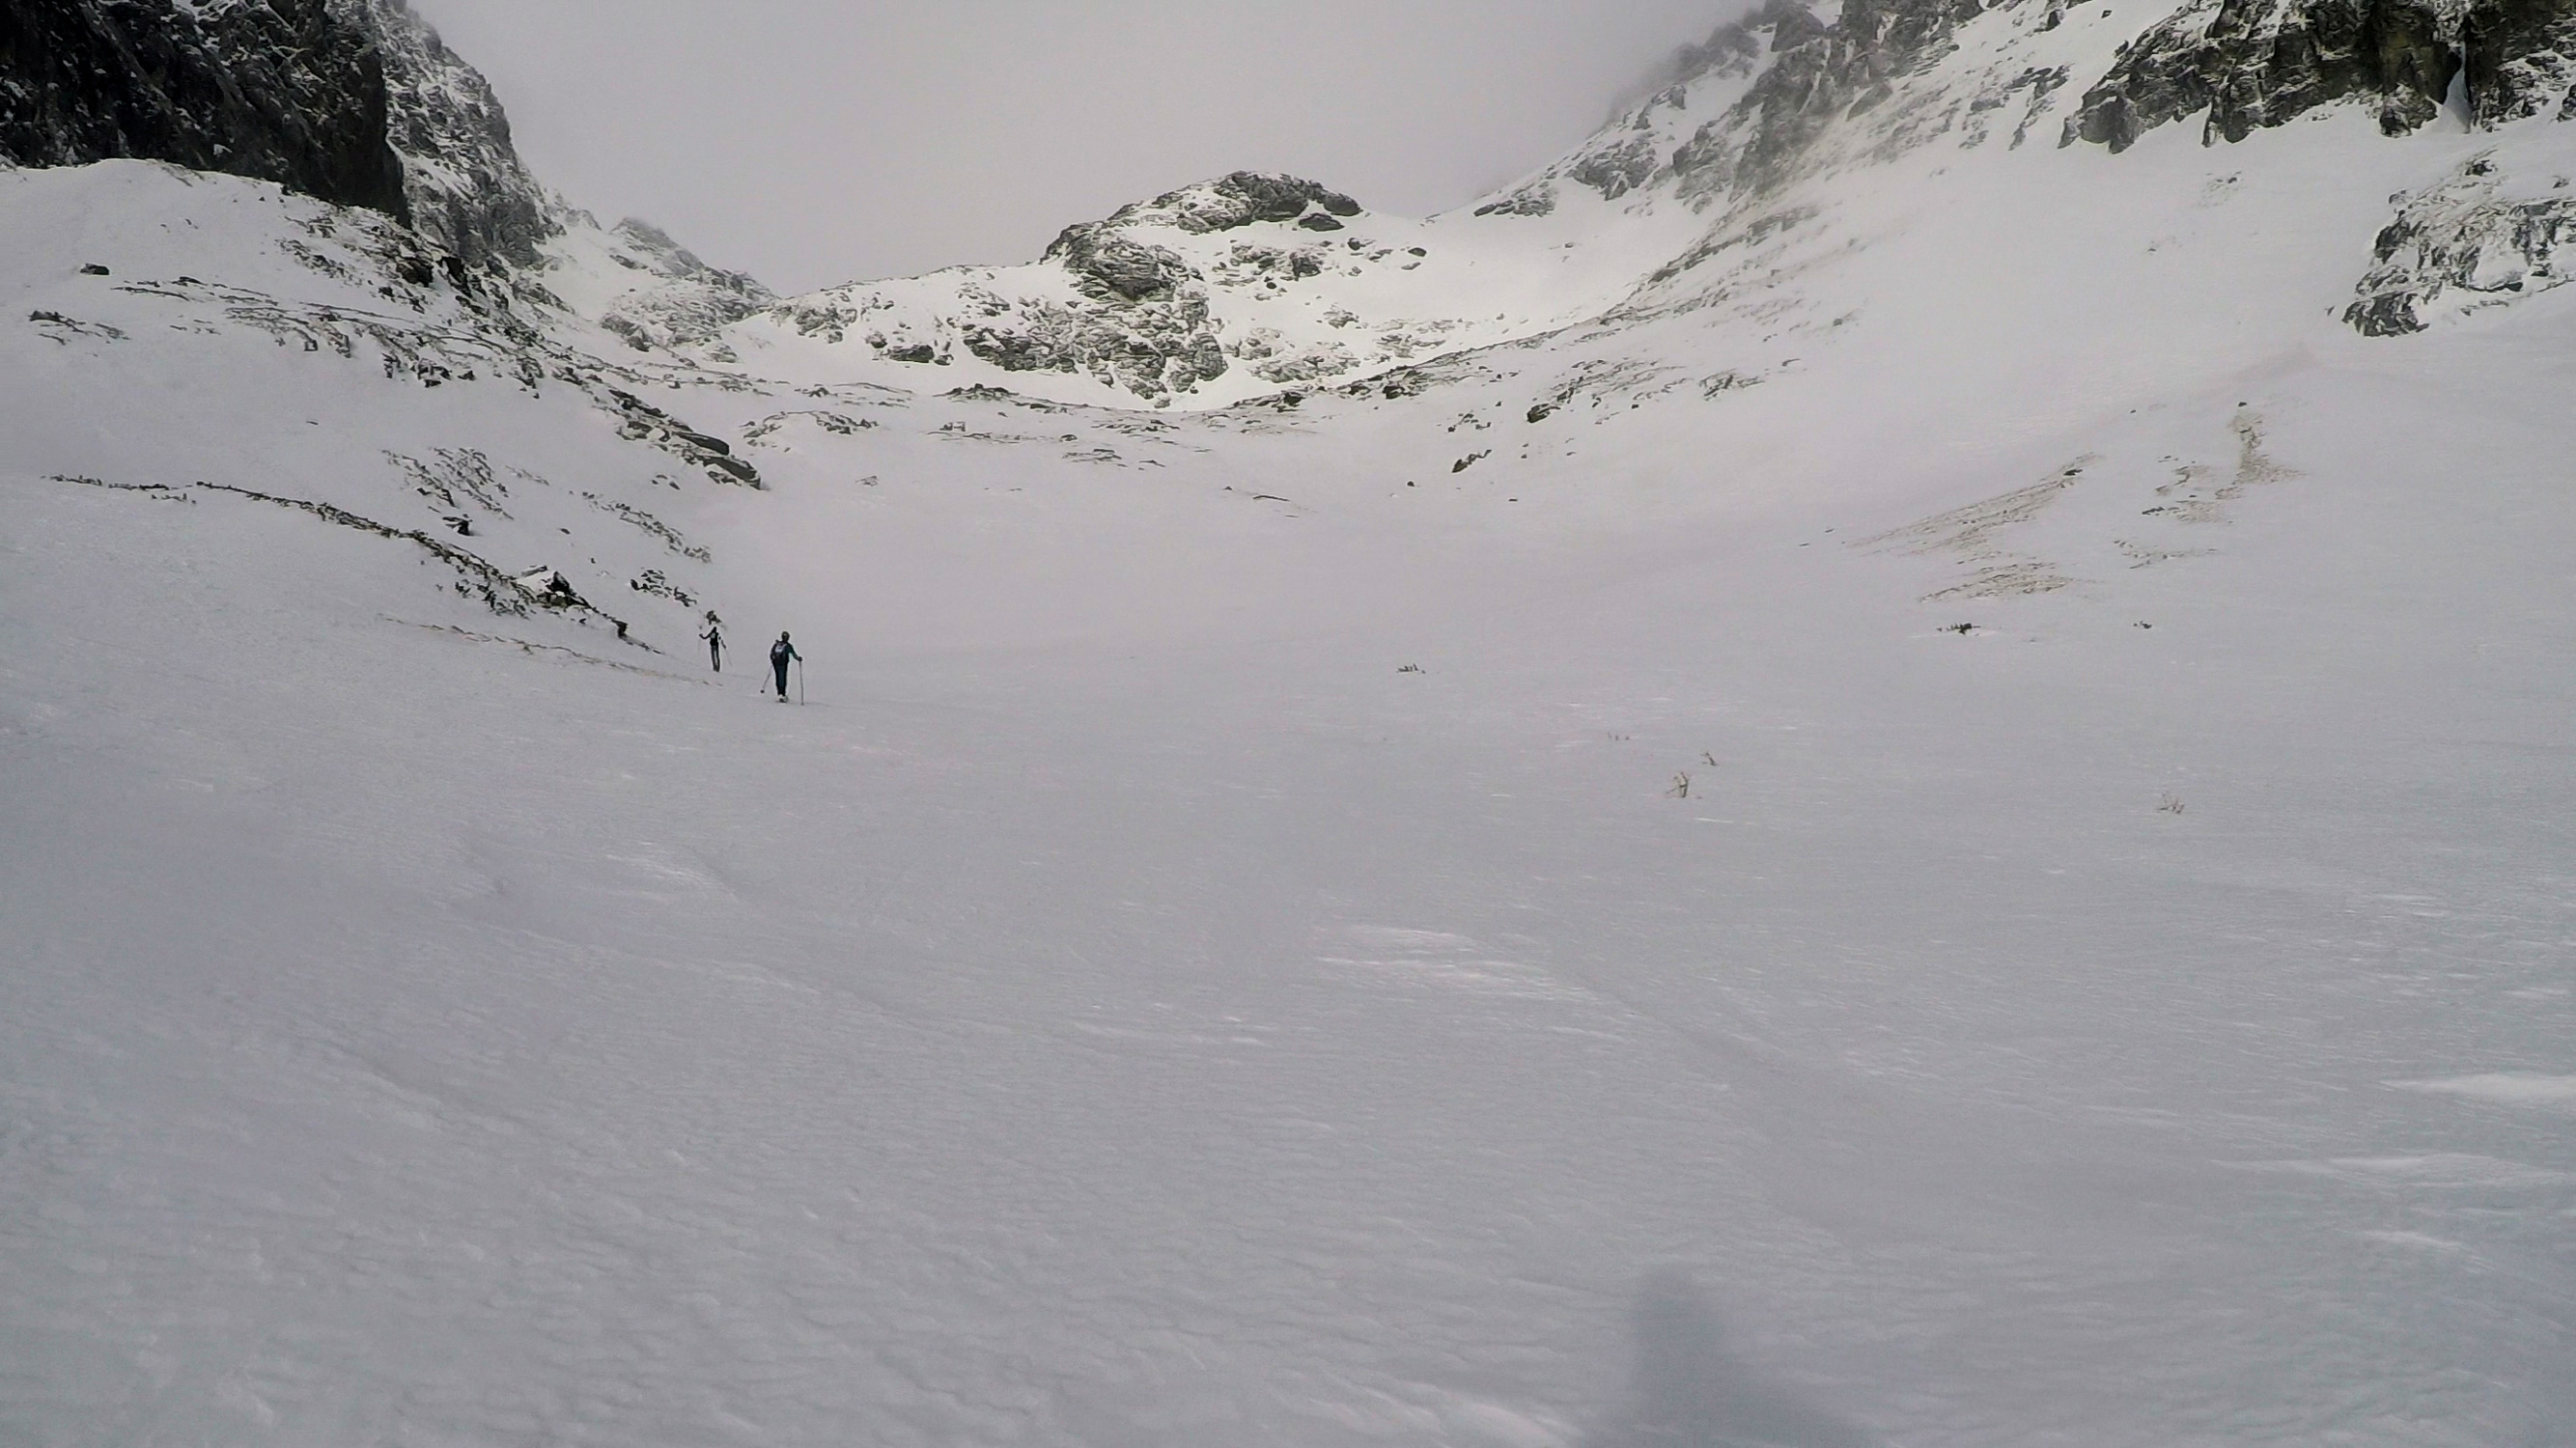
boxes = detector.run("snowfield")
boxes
[6,2,2576,1442]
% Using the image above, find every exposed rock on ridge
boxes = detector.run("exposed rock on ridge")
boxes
[1715,0,1991,194]
[1095,172,1364,236]
[1479,0,1993,221]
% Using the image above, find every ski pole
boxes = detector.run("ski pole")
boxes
[797,656,805,706]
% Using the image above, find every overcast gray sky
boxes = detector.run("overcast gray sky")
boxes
[406,2,1732,293]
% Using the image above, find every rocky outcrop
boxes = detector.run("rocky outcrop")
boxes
[2065,0,2459,149]
[1106,172,1362,235]
[606,388,763,487]
[2066,0,2576,152]
[1517,0,1988,215]
[1714,0,1990,194]
[0,0,408,218]
[1047,226,1196,303]
[767,172,1387,404]
[349,0,558,268]
[959,291,1231,398]
[2346,151,2576,332]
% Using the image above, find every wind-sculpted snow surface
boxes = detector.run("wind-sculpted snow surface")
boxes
[8,1,2576,1444]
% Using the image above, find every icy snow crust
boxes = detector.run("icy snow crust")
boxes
[7,2,2576,1445]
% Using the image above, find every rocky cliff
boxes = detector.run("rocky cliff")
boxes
[0,0,553,266]
[350,0,557,268]
[0,0,409,218]
[0,0,767,341]
[2066,0,2576,151]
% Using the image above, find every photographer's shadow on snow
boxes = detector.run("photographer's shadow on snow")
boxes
[1586,1271,1877,1448]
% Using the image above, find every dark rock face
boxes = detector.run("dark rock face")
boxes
[1053,171,1365,238]
[1473,188,1559,218]
[1715,0,1988,194]
[1568,135,1664,200]
[2065,0,2460,150]
[1136,172,1363,233]
[0,0,559,268]
[359,0,557,267]
[2066,0,2576,152]
[0,0,409,218]
[2462,0,2576,124]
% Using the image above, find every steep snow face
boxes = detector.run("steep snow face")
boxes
[0,159,779,641]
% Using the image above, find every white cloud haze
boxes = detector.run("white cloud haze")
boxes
[406,1,1732,292]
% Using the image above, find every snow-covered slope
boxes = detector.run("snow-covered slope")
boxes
[7,0,2576,1443]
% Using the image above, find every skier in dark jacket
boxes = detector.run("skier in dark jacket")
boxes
[700,615,724,672]
[770,631,800,701]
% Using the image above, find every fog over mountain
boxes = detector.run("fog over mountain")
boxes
[404,0,1730,289]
